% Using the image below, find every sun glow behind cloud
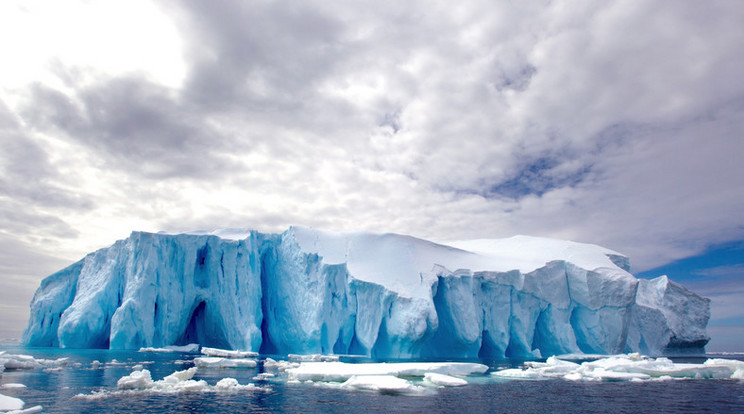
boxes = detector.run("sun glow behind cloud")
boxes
[0,0,185,94]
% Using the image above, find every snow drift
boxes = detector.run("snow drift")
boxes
[22,227,710,358]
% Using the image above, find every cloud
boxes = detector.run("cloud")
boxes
[687,277,744,326]
[22,76,242,180]
[694,264,744,279]
[0,232,73,339]
[2,0,744,339]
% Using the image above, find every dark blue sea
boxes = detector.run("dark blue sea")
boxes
[1,346,742,413]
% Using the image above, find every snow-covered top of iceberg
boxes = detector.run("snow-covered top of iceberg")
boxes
[446,235,627,273]
[162,226,628,300]
[162,228,255,240]
[287,226,628,299]
[162,226,626,273]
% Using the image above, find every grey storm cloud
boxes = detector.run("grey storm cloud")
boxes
[2,0,744,342]
[12,0,744,263]
[22,77,240,180]
[0,99,88,239]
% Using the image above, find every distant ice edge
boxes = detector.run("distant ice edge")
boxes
[22,227,710,358]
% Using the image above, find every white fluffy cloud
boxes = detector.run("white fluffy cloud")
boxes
[1,0,743,337]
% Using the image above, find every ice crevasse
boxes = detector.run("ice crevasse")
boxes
[22,226,710,359]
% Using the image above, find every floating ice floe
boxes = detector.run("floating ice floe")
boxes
[193,357,257,368]
[0,353,68,371]
[213,378,263,391]
[262,358,299,372]
[423,373,468,387]
[341,375,424,395]
[0,394,24,412]
[252,373,275,381]
[287,361,488,382]
[138,344,200,353]
[283,361,486,395]
[105,359,127,367]
[0,392,42,414]
[492,354,744,382]
[200,347,258,358]
[0,384,26,390]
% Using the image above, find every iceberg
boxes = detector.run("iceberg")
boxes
[22,227,710,358]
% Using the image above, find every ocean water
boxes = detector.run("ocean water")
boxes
[1,346,743,413]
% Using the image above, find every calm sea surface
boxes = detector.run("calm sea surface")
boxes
[1,346,742,413]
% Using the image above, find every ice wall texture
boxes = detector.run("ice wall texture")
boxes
[22,227,710,358]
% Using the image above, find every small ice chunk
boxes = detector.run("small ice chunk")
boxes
[200,347,258,358]
[162,367,198,384]
[215,377,261,391]
[117,369,154,390]
[491,368,547,380]
[173,379,210,392]
[253,373,275,380]
[2,354,38,370]
[582,368,651,381]
[0,383,26,389]
[0,393,25,411]
[115,367,212,393]
[193,357,257,368]
[262,358,299,372]
[215,378,240,389]
[563,372,583,381]
[424,373,468,387]
[342,375,421,394]
[10,406,44,414]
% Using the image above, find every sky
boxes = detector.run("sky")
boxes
[1,0,742,350]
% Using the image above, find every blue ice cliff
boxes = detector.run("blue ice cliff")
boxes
[22,227,710,358]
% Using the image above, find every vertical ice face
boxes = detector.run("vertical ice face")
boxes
[25,232,263,351]
[259,230,356,355]
[627,275,711,355]
[23,261,82,347]
[22,227,710,358]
